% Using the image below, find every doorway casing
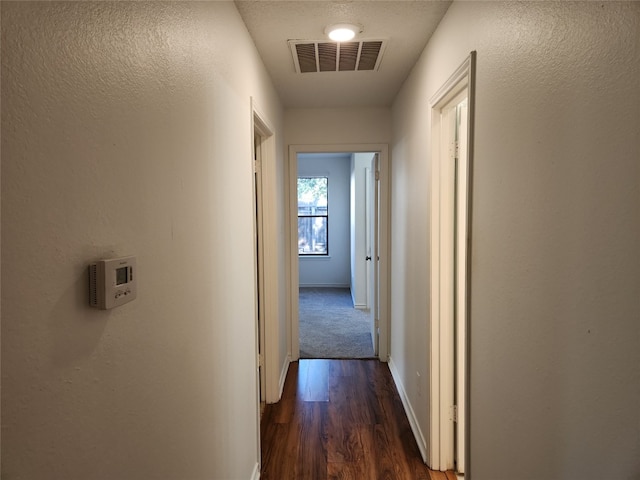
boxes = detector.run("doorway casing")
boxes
[286,144,391,363]
[428,52,475,475]
[251,98,281,411]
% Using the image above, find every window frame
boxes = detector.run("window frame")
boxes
[297,176,329,256]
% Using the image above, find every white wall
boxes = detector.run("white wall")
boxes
[298,154,351,288]
[1,2,284,479]
[285,107,392,146]
[391,2,640,479]
[350,153,375,308]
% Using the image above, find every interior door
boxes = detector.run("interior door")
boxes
[439,90,470,474]
[253,132,266,408]
[454,98,469,475]
[429,52,475,473]
[365,166,372,309]
[368,154,380,356]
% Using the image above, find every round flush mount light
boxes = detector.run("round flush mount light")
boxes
[325,23,362,42]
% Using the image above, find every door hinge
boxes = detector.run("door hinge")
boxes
[258,353,264,368]
[450,405,458,423]
[375,170,380,181]
[254,159,261,174]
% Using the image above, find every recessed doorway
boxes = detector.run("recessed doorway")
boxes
[295,152,379,359]
[287,144,390,363]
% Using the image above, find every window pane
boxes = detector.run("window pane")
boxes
[298,177,328,255]
[298,216,327,255]
[297,177,327,215]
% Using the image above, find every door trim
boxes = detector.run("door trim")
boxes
[287,144,390,362]
[251,99,281,408]
[428,52,476,475]
[368,153,380,357]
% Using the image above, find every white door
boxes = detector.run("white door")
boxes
[253,132,266,406]
[438,91,469,474]
[429,52,475,476]
[454,97,469,475]
[366,154,380,355]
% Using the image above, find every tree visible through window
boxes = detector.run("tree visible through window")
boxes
[298,177,328,255]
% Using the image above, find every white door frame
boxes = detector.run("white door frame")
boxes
[368,153,380,356]
[428,52,476,474]
[251,99,280,409]
[287,144,390,362]
[253,126,266,404]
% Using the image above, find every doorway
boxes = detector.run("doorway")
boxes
[288,144,390,362]
[429,52,475,476]
[295,152,379,359]
[251,99,281,458]
[365,153,381,357]
[253,129,266,411]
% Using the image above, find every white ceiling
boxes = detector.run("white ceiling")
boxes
[235,0,452,108]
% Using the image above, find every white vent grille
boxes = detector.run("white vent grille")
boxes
[289,39,387,73]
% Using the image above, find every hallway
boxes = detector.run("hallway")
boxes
[260,359,456,479]
[2,2,638,479]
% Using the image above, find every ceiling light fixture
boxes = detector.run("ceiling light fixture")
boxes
[325,23,362,42]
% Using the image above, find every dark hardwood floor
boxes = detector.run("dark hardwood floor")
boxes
[260,359,458,480]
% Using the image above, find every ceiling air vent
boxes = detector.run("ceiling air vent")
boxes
[289,39,387,73]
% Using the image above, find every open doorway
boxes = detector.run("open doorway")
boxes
[295,152,379,358]
[288,145,390,362]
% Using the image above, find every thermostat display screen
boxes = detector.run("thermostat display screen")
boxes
[116,266,128,286]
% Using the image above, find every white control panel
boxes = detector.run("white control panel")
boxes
[89,256,137,310]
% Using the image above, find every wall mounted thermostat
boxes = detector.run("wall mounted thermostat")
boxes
[89,256,137,310]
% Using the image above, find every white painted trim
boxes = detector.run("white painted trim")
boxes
[440,102,457,471]
[455,94,470,477]
[250,462,260,480]
[298,256,335,260]
[287,146,300,360]
[278,355,291,400]
[431,89,461,472]
[287,144,391,362]
[430,55,473,107]
[389,356,428,463]
[252,101,281,405]
[429,93,443,471]
[250,99,265,476]
[428,52,476,476]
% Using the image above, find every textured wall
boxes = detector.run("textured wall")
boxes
[392,2,640,478]
[284,107,392,146]
[1,2,283,479]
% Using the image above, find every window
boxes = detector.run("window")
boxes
[298,177,328,255]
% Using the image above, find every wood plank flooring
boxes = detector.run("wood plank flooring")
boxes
[261,359,458,480]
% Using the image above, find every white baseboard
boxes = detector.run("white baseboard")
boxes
[298,283,350,288]
[250,462,260,480]
[388,356,429,463]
